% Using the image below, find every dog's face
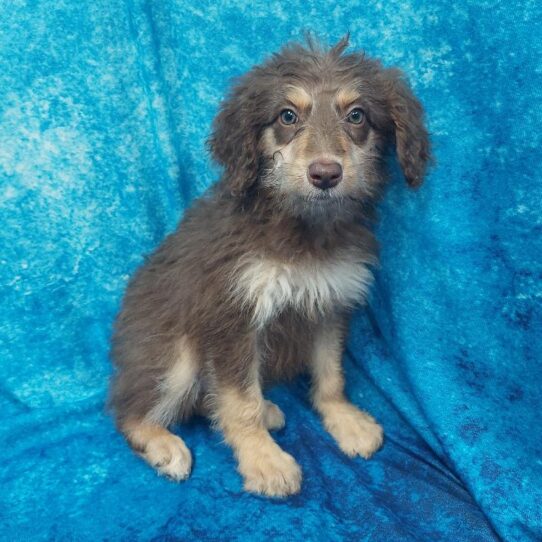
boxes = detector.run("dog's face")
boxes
[210,38,431,217]
[260,83,384,210]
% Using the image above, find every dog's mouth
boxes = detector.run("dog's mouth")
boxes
[304,188,343,203]
[294,190,351,215]
[282,187,361,221]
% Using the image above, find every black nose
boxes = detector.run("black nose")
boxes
[307,161,343,190]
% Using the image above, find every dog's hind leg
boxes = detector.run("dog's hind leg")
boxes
[122,419,192,481]
[118,335,200,481]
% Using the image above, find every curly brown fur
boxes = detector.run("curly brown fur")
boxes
[109,36,431,497]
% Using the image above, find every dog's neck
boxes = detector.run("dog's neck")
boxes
[220,183,377,260]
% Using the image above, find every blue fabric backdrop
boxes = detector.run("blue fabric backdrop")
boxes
[1,1,540,540]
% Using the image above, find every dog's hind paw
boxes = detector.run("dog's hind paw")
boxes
[143,433,193,481]
[263,400,285,431]
[124,421,192,482]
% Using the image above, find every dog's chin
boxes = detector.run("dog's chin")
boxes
[305,190,340,202]
[284,189,360,222]
[261,174,364,221]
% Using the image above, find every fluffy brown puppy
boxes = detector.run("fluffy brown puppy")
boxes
[109,36,431,497]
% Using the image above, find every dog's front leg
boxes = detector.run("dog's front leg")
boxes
[310,321,384,458]
[213,335,301,497]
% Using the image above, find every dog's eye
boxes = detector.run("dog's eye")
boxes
[346,108,365,125]
[279,109,298,125]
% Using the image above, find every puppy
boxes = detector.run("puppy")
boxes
[109,36,431,497]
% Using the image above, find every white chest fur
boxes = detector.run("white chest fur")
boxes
[233,253,374,327]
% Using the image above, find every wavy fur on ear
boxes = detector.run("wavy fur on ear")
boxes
[208,74,269,195]
[381,68,432,187]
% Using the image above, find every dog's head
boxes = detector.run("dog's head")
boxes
[209,36,431,215]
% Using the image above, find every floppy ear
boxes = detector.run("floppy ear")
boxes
[382,68,432,187]
[208,76,264,195]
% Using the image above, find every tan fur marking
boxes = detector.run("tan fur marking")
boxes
[217,386,301,497]
[123,420,192,481]
[261,127,277,154]
[311,325,346,406]
[285,85,312,111]
[195,395,284,430]
[311,325,384,459]
[263,400,285,431]
[335,87,361,110]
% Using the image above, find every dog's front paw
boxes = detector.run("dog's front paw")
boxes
[323,403,383,459]
[239,444,302,497]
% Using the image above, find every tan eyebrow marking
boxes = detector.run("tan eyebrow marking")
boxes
[285,86,312,111]
[335,87,362,110]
